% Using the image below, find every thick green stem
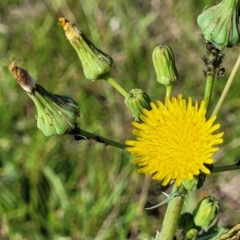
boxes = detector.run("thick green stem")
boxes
[203,74,215,111]
[76,128,126,150]
[211,54,240,116]
[159,185,187,240]
[105,75,128,97]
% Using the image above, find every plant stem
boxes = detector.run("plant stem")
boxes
[105,74,128,97]
[203,74,215,111]
[71,128,126,150]
[165,84,173,98]
[211,54,240,116]
[212,164,240,173]
[159,185,187,240]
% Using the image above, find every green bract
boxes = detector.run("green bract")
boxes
[152,45,178,86]
[182,172,208,191]
[124,89,152,121]
[197,0,240,50]
[182,178,199,191]
[59,18,113,81]
[28,85,79,136]
[193,196,220,228]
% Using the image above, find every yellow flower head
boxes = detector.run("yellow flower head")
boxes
[125,94,223,186]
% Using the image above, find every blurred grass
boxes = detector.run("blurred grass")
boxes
[1,0,240,239]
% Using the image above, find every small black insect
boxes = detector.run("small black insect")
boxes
[203,69,207,77]
[216,67,225,79]
[201,56,208,66]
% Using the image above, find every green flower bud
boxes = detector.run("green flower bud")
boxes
[193,196,220,228]
[197,0,240,50]
[9,62,80,136]
[152,45,178,86]
[185,228,198,240]
[124,89,151,121]
[59,18,113,81]
[179,212,196,231]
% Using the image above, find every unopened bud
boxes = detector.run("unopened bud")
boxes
[152,45,178,86]
[193,196,220,228]
[185,228,198,240]
[9,63,80,136]
[124,89,151,121]
[197,0,240,50]
[59,18,113,80]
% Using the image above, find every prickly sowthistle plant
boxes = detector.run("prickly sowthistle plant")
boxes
[9,0,240,239]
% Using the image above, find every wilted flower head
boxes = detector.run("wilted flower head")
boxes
[197,0,240,50]
[125,94,223,186]
[9,62,36,92]
[59,17,113,81]
[9,62,80,136]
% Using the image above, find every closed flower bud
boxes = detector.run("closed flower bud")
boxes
[59,18,113,81]
[197,0,240,50]
[152,45,178,86]
[179,212,196,231]
[124,89,151,121]
[9,63,80,136]
[193,196,220,228]
[185,228,198,240]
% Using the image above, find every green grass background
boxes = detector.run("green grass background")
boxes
[1,0,240,239]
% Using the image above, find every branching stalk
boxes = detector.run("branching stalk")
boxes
[105,74,128,97]
[212,164,240,173]
[158,185,187,240]
[69,127,126,150]
[203,74,215,111]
